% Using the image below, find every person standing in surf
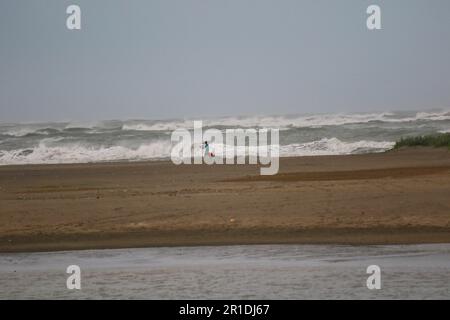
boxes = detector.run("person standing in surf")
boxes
[203,141,209,157]
[203,140,214,158]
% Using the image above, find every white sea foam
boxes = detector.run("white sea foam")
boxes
[279,138,394,156]
[0,137,394,165]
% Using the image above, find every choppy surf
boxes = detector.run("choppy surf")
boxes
[0,109,449,165]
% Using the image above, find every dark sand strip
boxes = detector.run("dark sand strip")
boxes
[224,166,450,182]
[1,227,450,253]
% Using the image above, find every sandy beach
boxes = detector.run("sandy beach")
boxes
[1,147,450,253]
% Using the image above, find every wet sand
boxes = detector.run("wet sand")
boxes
[1,147,450,252]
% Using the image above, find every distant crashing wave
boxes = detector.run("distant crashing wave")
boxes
[120,110,450,132]
[1,110,449,137]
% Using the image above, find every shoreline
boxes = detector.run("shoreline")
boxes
[2,226,450,253]
[1,147,450,253]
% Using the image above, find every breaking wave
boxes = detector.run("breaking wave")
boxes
[0,137,393,165]
[0,140,172,165]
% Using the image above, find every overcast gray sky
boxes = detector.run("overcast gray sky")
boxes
[1,0,450,122]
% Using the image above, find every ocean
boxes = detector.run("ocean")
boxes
[1,109,450,165]
[0,244,449,299]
